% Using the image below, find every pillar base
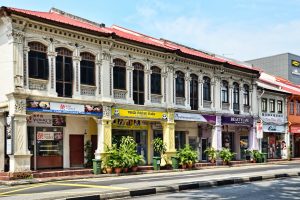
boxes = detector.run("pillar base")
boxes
[161,151,176,166]
[9,154,32,172]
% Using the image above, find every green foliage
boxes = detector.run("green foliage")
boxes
[104,136,145,169]
[177,145,198,165]
[153,138,167,156]
[252,150,263,161]
[204,147,217,162]
[219,148,236,163]
[84,140,93,168]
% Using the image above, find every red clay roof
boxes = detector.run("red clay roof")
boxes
[3,6,260,73]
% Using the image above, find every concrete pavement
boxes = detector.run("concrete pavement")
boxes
[0,161,299,199]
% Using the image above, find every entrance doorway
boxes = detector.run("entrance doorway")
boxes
[294,135,300,157]
[201,138,208,161]
[91,135,97,159]
[69,135,84,167]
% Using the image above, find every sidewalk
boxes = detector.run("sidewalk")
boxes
[0,159,297,186]
[0,161,299,200]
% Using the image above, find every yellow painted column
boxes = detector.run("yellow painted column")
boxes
[161,109,176,165]
[147,123,151,165]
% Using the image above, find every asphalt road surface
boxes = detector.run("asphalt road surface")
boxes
[0,162,299,200]
[134,177,300,200]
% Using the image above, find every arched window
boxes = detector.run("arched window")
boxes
[233,82,240,114]
[113,58,126,90]
[221,80,229,103]
[28,42,48,79]
[80,52,95,85]
[56,47,73,97]
[203,76,211,101]
[133,62,144,105]
[243,84,249,106]
[176,71,185,98]
[151,66,161,95]
[190,74,198,110]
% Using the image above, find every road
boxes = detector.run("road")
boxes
[0,161,299,199]
[134,177,300,200]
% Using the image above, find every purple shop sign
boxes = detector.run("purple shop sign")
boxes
[202,115,216,124]
[221,116,253,126]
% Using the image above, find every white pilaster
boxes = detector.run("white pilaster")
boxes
[185,74,191,109]
[211,115,222,151]
[198,78,203,110]
[126,65,134,104]
[144,68,152,105]
[100,51,112,102]
[72,55,81,98]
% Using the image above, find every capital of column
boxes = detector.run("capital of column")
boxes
[72,56,81,61]
[47,51,57,57]
[126,65,134,71]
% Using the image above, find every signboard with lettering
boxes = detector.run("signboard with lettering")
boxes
[292,60,300,67]
[112,119,148,130]
[291,126,300,133]
[112,108,167,120]
[27,100,102,116]
[37,132,55,141]
[256,122,263,139]
[27,114,66,127]
[221,116,253,126]
[263,125,285,133]
[261,112,284,124]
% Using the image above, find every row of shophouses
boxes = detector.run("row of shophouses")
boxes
[0,6,300,172]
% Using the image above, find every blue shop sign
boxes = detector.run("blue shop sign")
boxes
[221,116,253,126]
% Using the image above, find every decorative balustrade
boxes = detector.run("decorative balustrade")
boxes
[203,100,212,108]
[222,102,230,110]
[81,85,96,96]
[176,97,185,106]
[28,78,48,91]
[114,89,127,100]
[151,94,162,104]
[244,105,250,113]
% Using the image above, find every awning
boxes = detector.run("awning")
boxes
[174,112,207,122]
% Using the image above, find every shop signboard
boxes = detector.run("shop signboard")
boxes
[26,100,102,116]
[221,116,253,126]
[291,126,300,133]
[174,112,207,122]
[263,125,285,133]
[261,112,284,124]
[37,132,55,141]
[27,114,66,127]
[112,119,148,130]
[112,108,167,120]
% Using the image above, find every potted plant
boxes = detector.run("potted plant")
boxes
[204,147,217,163]
[131,153,145,172]
[84,141,93,168]
[177,145,198,169]
[103,157,113,174]
[152,138,167,170]
[219,148,236,165]
[243,149,252,161]
[252,150,263,163]
[119,136,137,173]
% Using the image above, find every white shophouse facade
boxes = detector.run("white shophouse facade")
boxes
[0,7,260,172]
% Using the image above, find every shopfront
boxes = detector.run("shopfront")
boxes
[112,108,168,164]
[260,112,287,159]
[221,116,254,160]
[291,126,300,157]
[174,112,216,161]
[26,100,102,170]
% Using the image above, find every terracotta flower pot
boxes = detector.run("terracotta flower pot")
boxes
[106,167,113,174]
[187,163,193,169]
[114,168,122,174]
[123,168,129,173]
[131,166,138,172]
[181,164,187,169]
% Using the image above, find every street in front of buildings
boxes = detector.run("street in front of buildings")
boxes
[0,162,299,200]
[134,176,300,200]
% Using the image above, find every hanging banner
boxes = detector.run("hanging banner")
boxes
[26,100,102,116]
[112,108,167,120]
[256,122,263,139]
[27,114,66,127]
[174,112,207,122]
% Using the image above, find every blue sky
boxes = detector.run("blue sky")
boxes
[2,0,300,60]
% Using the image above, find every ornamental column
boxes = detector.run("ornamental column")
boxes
[0,113,5,171]
[144,67,152,105]
[198,76,204,110]
[126,64,134,104]
[211,115,222,150]
[7,95,32,172]
[239,82,244,114]
[72,54,81,98]
[100,51,113,102]
[251,83,258,116]
[23,45,30,89]
[47,40,57,97]
[161,109,176,165]
[161,71,168,105]
[165,65,175,108]
[95,54,102,98]
[172,71,177,106]
[214,77,221,111]
[185,74,191,109]
[94,105,112,160]
[229,83,234,113]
